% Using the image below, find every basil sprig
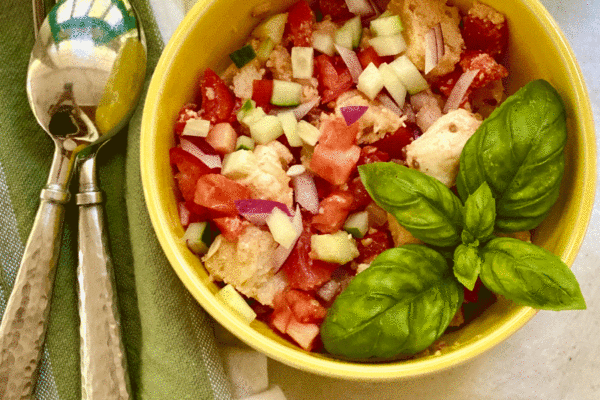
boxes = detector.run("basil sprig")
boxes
[321,80,585,360]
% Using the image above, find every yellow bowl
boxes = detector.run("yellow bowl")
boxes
[141,0,596,380]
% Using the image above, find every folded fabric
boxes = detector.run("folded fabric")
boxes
[0,0,231,398]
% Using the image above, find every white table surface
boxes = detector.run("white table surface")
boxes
[153,1,600,399]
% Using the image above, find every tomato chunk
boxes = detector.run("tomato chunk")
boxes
[462,7,508,60]
[355,230,393,264]
[174,103,199,135]
[356,46,394,69]
[270,291,323,351]
[371,122,422,159]
[252,79,274,109]
[285,290,327,323]
[311,145,361,185]
[170,147,217,201]
[314,54,353,104]
[282,226,339,290]
[193,174,252,217]
[318,0,354,21]
[287,0,315,47]
[459,50,509,89]
[318,116,358,148]
[213,215,249,241]
[310,117,360,185]
[199,68,235,124]
[347,177,371,211]
[311,190,354,233]
[356,145,390,168]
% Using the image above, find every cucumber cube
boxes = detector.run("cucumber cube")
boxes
[256,38,275,62]
[229,44,256,68]
[379,63,407,108]
[334,16,362,49]
[182,118,211,137]
[343,211,369,238]
[235,135,255,151]
[251,13,288,44]
[271,80,303,106]
[388,55,428,94]
[310,231,359,264]
[370,15,403,37]
[266,207,298,249]
[237,99,256,122]
[296,120,321,146]
[241,107,266,127]
[357,62,384,100]
[334,26,354,49]
[369,34,407,57]
[221,150,257,179]
[312,32,335,56]
[277,111,302,147]
[183,221,219,255]
[216,284,257,324]
[250,115,284,144]
[291,47,314,79]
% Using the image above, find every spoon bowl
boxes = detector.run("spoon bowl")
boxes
[0,0,145,397]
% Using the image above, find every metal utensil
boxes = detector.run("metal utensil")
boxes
[0,0,146,397]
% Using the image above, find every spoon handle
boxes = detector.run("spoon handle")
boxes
[76,153,131,400]
[0,186,70,398]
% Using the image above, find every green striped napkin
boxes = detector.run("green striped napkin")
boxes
[0,0,231,398]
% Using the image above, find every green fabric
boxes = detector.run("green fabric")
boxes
[0,0,231,399]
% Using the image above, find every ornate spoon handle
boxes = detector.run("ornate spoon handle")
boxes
[77,153,131,400]
[0,146,74,399]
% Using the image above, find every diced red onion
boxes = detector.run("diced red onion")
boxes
[289,97,320,120]
[345,0,374,16]
[376,93,402,115]
[424,23,445,74]
[178,202,191,227]
[365,202,388,227]
[409,91,431,111]
[443,69,479,113]
[292,172,320,214]
[402,102,416,123]
[340,105,369,126]
[334,44,363,84]
[180,138,222,169]
[235,199,292,225]
[368,0,388,13]
[317,280,341,302]
[286,164,306,177]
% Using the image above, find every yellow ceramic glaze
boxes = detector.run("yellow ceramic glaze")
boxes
[141,0,596,380]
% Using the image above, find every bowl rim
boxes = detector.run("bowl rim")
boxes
[140,0,596,380]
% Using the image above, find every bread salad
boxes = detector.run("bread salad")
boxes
[169,0,585,359]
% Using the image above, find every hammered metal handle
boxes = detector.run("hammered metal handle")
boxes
[0,190,68,399]
[77,154,131,400]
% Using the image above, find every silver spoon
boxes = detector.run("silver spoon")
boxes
[0,0,146,397]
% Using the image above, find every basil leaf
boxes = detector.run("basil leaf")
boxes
[321,245,463,358]
[453,244,481,290]
[359,163,463,247]
[456,80,567,232]
[480,238,586,310]
[463,182,495,243]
